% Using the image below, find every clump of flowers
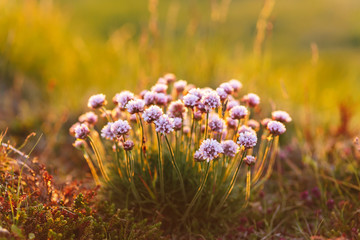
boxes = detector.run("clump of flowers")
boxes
[71,74,291,232]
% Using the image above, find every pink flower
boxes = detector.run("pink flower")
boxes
[194,150,205,162]
[227,100,240,110]
[272,110,292,123]
[228,79,242,92]
[111,120,131,137]
[123,140,135,151]
[209,115,225,133]
[219,82,234,94]
[198,139,223,161]
[164,73,176,83]
[75,124,90,139]
[144,91,156,105]
[244,155,256,165]
[126,99,145,114]
[216,87,228,101]
[183,93,199,108]
[226,117,238,129]
[229,105,248,119]
[88,94,107,109]
[143,105,163,123]
[113,91,134,110]
[267,120,286,135]
[221,140,239,157]
[237,130,257,149]
[261,118,272,128]
[193,110,203,121]
[79,112,98,125]
[154,114,175,134]
[201,90,221,111]
[173,117,183,131]
[155,93,168,105]
[243,93,260,107]
[248,119,260,131]
[167,100,186,118]
[151,83,168,93]
[174,80,187,93]
[101,122,115,140]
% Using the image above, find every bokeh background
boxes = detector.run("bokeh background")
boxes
[1,0,359,178]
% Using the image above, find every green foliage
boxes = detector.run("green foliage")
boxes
[0,141,163,240]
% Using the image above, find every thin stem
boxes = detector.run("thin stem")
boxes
[88,136,110,182]
[252,134,274,184]
[186,111,195,162]
[204,111,209,140]
[243,165,252,208]
[126,150,141,201]
[182,161,211,221]
[156,133,165,202]
[215,150,246,213]
[83,151,101,185]
[164,135,187,201]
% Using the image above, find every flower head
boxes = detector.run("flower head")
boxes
[238,125,253,134]
[219,82,234,94]
[174,80,187,93]
[73,139,86,149]
[154,114,175,134]
[198,139,223,161]
[229,105,248,119]
[143,105,163,123]
[173,117,183,131]
[167,100,186,118]
[74,124,90,139]
[193,110,203,121]
[88,94,107,109]
[183,93,199,108]
[113,91,134,110]
[228,79,242,92]
[155,93,168,105]
[267,120,286,135]
[126,99,145,114]
[221,140,239,157]
[237,130,257,149]
[272,110,292,123]
[216,87,228,101]
[227,100,240,110]
[248,119,260,131]
[226,117,238,129]
[261,118,272,128]
[123,140,135,151]
[209,115,225,133]
[243,93,260,108]
[101,122,115,140]
[144,91,156,105]
[201,90,221,111]
[79,111,98,125]
[164,73,176,83]
[244,155,256,166]
[111,120,131,137]
[151,83,168,93]
[194,150,205,162]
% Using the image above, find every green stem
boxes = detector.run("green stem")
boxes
[126,150,140,201]
[164,135,187,201]
[204,111,209,140]
[215,150,246,213]
[186,111,195,162]
[156,133,165,202]
[183,161,211,221]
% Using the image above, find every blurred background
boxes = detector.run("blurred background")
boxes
[0,0,359,178]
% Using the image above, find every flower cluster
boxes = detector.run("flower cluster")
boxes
[71,73,292,226]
